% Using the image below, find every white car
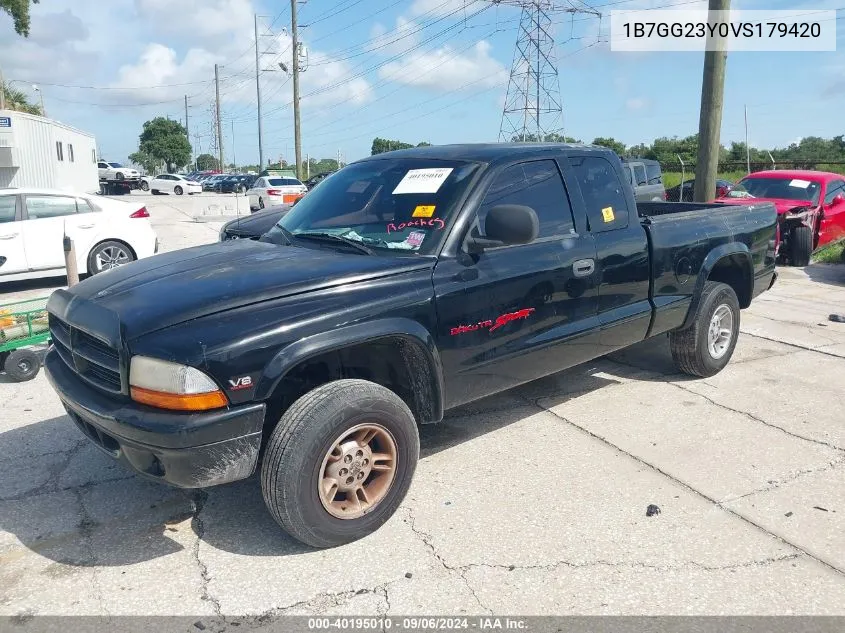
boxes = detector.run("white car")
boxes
[141,173,202,195]
[0,188,158,283]
[97,161,140,181]
[247,176,307,210]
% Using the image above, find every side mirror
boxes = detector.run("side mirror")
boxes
[466,204,539,253]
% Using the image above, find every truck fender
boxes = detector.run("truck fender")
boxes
[680,244,754,330]
[255,318,445,424]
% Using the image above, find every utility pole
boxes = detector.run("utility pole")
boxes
[693,0,730,202]
[305,153,309,179]
[231,119,236,170]
[214,64,224,172]
[184,95,191,166]
[744,104,750,174]
[291,0,302,180]
[254,13,265,170]
[0,64,6,110]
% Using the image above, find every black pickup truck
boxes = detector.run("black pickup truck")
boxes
[44,144,777,548]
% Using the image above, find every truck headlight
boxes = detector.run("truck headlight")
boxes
[129,356,228,411]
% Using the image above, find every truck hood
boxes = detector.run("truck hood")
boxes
[57,240,435,339]
[715,196,815,215]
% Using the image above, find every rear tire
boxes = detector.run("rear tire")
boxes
[140,181,150,191]
[670,281,740,378]
[259,197,265,209]
[116,172,124,181]
[789,225,813,266]
[174,185,183,196]
[4,349,40,382]
[87,240,136,274]
[261,379,419,548]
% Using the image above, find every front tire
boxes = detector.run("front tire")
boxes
[670,281,740,377]
[789,225,813,266]
[261,379,420,548]
[140,181,150,191]
[174,185,183,196]
[3,348,40,382]
[87,240,135,275]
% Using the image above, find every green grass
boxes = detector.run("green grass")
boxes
[662,171,747,190]
[812,239,845,264]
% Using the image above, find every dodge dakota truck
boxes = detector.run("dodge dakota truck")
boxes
[44,144,777,548]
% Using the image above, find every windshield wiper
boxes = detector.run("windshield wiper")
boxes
[294,232,375,255]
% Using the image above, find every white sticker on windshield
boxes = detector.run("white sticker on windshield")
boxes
[392,168,453,195]
[789,179,811,189]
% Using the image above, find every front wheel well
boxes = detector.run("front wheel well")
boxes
[706,254,752,308]
[263,337,440,440]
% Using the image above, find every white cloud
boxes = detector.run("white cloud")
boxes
[409,0,472,18]
[134,0,253,41]
[378,40,507,92]
[368,17,420,55]
[625,97,650,111]
[0,10,99,85]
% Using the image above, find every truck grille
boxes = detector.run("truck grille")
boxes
[49,314,123,394]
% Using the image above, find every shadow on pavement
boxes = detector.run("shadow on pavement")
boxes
[804,262,845,287]
[0,337,678,565]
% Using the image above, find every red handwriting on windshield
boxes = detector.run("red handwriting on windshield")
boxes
[386,217,445,233]
[450,308,536,336]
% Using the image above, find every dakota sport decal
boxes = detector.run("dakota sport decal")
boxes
[450,308,536,336]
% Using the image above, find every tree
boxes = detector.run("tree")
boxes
[2,0,39,36]
[195,153,220,171]
[136,117,192,173]
[0,82,41,114]
[371,137,415,155]
[592,137,626,156]
[127,150,161,174]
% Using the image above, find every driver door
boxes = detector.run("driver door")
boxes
[432,158,599,409]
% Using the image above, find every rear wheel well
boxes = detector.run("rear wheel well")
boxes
[707,254,751,308]
[263,337,437,443]
[86,239,137,273]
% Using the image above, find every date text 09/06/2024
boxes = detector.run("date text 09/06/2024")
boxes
[307,617,527,630]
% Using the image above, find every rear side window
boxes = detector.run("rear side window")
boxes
[632,164,647,186]
[824,180,845,204]
[0,196,16,223]
[569,156,630,232]
[25,196,78,220]
[478,160,576,239]
[646,162,662,185]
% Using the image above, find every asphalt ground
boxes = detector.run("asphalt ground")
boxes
[1,193,843,618]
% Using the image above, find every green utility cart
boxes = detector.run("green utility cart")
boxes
[0,297,50,382]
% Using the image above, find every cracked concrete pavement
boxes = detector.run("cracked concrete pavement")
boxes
[1,198,844,616]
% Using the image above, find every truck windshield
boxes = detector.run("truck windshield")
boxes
[729,176,821,205]
[266,158,480,255]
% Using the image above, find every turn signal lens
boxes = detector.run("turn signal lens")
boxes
[129,356,228,411]
[130,387,228,411]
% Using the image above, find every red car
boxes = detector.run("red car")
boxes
[714,170,845,266]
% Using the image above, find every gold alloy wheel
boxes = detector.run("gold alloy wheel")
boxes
[318,423,398,520]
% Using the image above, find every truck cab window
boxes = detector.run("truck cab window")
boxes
[569,156,629,232]
[633,164,647,186]
[476,160,575,240]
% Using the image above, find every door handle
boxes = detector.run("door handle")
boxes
[573,258,595,278]
[0,233,19,239]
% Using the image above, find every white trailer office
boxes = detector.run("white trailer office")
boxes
[0,110,99,193]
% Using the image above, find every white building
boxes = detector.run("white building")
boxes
[0,110,99,193]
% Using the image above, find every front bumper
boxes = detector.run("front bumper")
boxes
[45,350,266,488]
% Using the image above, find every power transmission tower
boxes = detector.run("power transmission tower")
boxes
[493,1,599,142]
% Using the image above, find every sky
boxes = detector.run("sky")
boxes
[1,0,843,168]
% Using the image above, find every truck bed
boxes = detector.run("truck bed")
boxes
[637,201,729,218]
